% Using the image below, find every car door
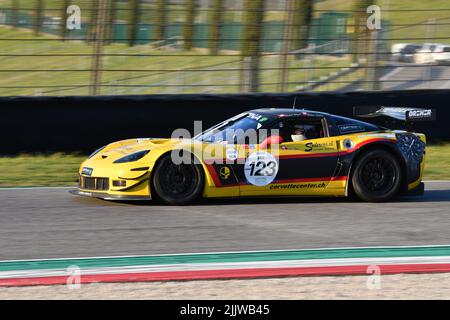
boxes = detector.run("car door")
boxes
[239,117,340,196]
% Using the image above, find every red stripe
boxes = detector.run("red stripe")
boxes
[278,152,340,159]
[273,176,347,184]
[205,164,223,187]
[1,263,450,287]
[340,138,396,155]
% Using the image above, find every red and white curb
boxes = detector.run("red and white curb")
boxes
[2,247,450,287]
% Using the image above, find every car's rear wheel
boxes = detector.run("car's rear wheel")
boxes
[152,154,204,205]
[351,149,402,202]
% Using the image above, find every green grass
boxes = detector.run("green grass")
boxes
[1,144,449,187]
[423,143,450,180]
[0,154,85,187]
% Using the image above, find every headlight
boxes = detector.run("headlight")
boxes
[88,146,106,159]
[113,150,150,164]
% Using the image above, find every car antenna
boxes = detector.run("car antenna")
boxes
[292,96,297,110]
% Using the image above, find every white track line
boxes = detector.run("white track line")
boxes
[0,186,73,191]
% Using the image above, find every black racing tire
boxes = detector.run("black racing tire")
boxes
[351,149,402,202]
[152,154,204,205]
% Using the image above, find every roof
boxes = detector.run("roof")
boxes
[251,108,330,117]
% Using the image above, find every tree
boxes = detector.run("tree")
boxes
[128,0,141,46]
[11,0,19,28]
[241,0,266,92]
[351,0,372,63]
[88,2,98,43]
[105,0,116,45]
[34,0,45,36]
[291,0,313,51]
[183,0,197,51]
[154,0,167,43]
[209,0,223,55]
[60,0,70,40]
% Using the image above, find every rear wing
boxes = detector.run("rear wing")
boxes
[354,106,436,129]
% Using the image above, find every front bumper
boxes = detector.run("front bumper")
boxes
[75,160,154,199]
[69,189,152,201]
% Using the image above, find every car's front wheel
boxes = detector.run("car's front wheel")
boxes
[351,149,402,202]
[152,154,204,205]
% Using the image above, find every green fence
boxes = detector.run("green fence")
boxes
[0,8,356,53]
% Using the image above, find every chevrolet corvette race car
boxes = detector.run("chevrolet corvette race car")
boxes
[71,106,433,205]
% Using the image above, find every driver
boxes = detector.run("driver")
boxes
[291,126,308,142]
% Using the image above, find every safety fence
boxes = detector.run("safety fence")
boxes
[0,1,449,96]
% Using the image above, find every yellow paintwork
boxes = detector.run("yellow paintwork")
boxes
[77,131,426,199]
[408,133,427,191]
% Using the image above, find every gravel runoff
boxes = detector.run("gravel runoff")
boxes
[1,273,450,300]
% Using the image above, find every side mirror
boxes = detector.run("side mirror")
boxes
[260,135,283,149]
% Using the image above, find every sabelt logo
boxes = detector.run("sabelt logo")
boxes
[408,109,432,119]
[305,141,334,152]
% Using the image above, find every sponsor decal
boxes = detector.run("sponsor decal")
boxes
[219,166,231,180]
[338,124,364,134]
[247,112,263,121]
[406,109,435,121]
[244,151,279,186]
[270,182,326,190]
[226,147,238,161]
[82,167,93,176]
[305,141,334,152]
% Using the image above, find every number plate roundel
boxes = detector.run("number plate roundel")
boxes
[244,151,279,186]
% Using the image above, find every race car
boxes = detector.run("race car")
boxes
[70,106,433,205]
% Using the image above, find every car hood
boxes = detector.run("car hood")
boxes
[90,138,182,161]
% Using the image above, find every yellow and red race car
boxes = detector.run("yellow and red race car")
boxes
[71,107,432,205]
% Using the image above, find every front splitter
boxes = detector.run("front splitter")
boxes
[69,189,152,201]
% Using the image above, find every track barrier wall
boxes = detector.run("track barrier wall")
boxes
[1,89,448,154]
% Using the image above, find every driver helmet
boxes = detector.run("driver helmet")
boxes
[291,127,307,142]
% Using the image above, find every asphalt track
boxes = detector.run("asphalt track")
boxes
[0,182,450,261]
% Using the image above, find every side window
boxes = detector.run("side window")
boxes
[274,118,325,143]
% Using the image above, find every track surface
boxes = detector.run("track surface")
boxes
[1,182,450,261]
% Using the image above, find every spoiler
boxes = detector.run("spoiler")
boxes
[354,106,436,122]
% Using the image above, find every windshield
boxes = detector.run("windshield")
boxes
[194,112,275,143]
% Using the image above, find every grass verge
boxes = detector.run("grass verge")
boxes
[0,153,84,187]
